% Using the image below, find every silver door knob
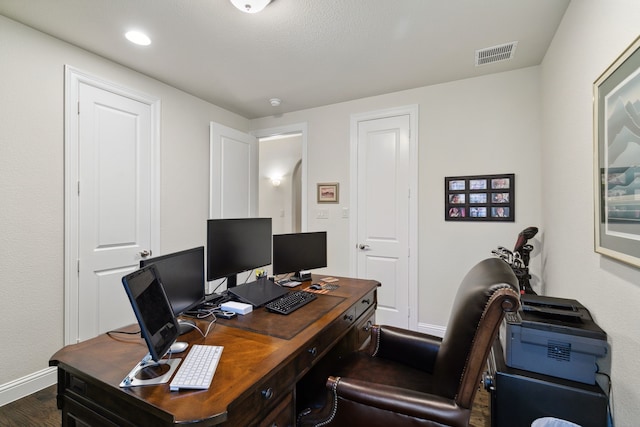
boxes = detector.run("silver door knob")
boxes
[358,244,370,250]
[140,250,151,257]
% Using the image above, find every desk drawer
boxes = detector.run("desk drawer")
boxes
[228,364,297,426]
[60,370,163,426]
[258,392,294,427]
[355,309,375,349]
[355,290,376,318]
[300,305,357,366]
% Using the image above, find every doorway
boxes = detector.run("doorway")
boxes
[252,123,308,234]
[258,133,303,235]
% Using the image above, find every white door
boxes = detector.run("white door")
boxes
[66,68,159,343]
[354,110,417,329]
[209,122,258,219]
[209,123,259,287]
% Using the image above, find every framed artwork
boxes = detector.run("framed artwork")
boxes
[317,182,339,203]
[444,173,514,221]
[594,36,640,267]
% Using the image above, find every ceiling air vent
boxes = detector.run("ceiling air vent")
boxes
[475,41,518,66]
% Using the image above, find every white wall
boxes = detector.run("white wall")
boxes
[0,15,247,391]
[251,66,543,330]
[4,2,638,423]
[540,1,640,425]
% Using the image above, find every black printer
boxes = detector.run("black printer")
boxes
[500,294,607,384]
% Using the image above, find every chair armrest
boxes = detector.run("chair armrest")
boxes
[369,325,441,373]
[326,376,469,426]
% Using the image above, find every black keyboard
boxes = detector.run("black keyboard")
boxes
[265,291,317,315]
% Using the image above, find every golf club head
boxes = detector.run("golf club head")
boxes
[497,246,513,255]
[514,226,538,252]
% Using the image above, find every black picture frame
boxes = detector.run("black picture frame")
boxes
[444,173,514,222]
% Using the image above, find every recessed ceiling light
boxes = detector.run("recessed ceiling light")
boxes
[125,30,151,46]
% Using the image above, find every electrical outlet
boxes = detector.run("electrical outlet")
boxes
[316,209,329,219]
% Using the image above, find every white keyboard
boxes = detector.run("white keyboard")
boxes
[169,345,223,391]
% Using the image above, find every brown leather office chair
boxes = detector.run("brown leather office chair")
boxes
[298,257,520,427]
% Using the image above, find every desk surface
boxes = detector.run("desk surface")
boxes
[51,275,379,426]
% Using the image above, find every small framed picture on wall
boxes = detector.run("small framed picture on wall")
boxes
[317,182,339,203]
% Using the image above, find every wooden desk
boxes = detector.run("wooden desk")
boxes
[50,276,378,426]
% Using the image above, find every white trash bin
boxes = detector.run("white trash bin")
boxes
[531,418,582,427]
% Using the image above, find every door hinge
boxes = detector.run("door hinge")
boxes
[77,259,80,273]
[77,181,80,195]
[77,101,80,115]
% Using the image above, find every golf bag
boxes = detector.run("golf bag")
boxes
[492,226,538,295]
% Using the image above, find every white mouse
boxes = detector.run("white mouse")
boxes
[169,341,189,353]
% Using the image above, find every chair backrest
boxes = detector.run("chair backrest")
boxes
[433,257,520,407]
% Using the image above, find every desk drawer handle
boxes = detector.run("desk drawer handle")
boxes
[261,387,274,400]
[308,347,318,357]
[343,314,354,322]
[363,320,373,332]
[361,298,371,305]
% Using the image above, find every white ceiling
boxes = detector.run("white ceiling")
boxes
[0,0,570,119]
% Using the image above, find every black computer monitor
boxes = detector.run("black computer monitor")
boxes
[272,232,327,279]
[140,246,205,315]
[121,265,179,362]
[207,218,272,288]
[140,247,205,334]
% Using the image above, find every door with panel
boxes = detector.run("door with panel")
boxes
[356,114,411,328]
[75,80,157,341]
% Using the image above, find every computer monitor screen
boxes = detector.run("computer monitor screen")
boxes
[272,232,327,276]
[121,265,179,362]
[207,218,272,287]
[140,246,205,315]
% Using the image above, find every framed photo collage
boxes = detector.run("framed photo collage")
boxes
[445,173,514,222]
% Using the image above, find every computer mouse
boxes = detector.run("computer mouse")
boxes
[310,284,323,290]
[169,341,189,353]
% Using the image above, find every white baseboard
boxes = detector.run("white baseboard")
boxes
[0,367,57,407]
[417,322,446,338]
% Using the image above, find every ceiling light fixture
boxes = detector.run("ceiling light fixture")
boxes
[230,0,271,14]
[270,176,282,187]
[269,98,281,107]
[125,30,151,46]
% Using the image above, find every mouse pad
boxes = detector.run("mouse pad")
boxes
[215,294,345,340]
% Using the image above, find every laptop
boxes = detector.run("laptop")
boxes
[228,278,289,307]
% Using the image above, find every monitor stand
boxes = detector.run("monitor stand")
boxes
[119,353,181,388]
[292,270,312,282]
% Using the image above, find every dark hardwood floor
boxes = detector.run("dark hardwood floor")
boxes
[0,384,490,426]
[0,385,60,426]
